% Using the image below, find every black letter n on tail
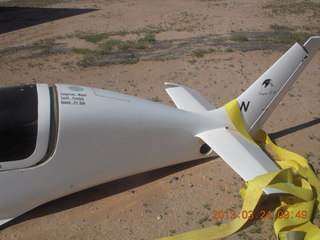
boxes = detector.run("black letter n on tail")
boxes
[240,101,250,112]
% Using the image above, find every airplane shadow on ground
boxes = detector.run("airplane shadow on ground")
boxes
[269,118,320,140]
[0,7,97,34]
[1,119,319,229]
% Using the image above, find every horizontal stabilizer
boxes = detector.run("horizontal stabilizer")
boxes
[165,82,215,112]
[197,128,281,194]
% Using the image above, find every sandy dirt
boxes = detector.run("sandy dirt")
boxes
[0,0,319,239]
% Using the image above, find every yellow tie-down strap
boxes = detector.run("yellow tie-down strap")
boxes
[157,99,320,240]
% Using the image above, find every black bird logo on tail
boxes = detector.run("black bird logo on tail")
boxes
[262,79,273,88]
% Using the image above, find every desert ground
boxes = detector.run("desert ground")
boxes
[0,0,319,239]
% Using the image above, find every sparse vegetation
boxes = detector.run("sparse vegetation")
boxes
[256,24,314,45]
[70,33,155,66]
[98,34,156,50]
[302,25,320,32]
[272,31,312,44]
[119,58,138,64]
[263,0,320,18]
[306,152,314,160]
[225,48,234,52]
[270,24,293,31]
[31,38,65,55]
[309,135,320,142]
[197,215,211,225]
[77,26,168,45]
[150,96,161,102]
[77,55,96,68]
[202,203,211,210]
[27,62,44,68]
[122,34,156,49]
[77,31,134,43]
[61,61,72,66]
[79,33,111,43]
[188,59,197,64]
[71,48,96,55]
[262,1,320,45]
[32,38,55,49]
[192,48,216,57]
[230,35,248,42]
[186,211,193,215]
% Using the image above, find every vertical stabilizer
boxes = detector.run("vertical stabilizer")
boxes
[236,36,320,135]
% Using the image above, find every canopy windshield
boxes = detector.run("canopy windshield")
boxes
[0,85,38,162]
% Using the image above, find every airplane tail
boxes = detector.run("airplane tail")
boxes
[236,36,320,135]
[165,36,320,189]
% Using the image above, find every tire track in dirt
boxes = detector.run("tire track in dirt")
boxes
[77,31,301,66]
